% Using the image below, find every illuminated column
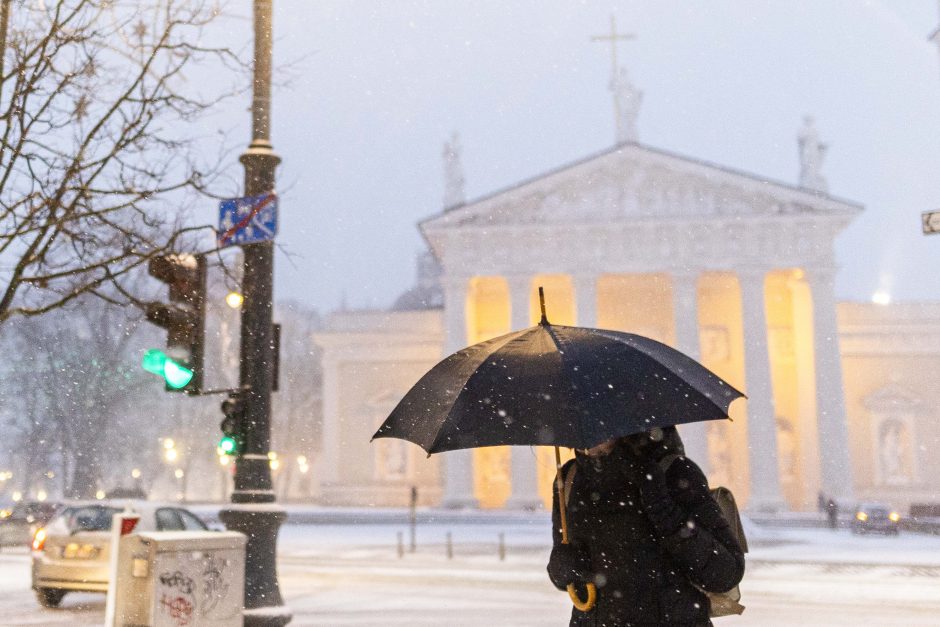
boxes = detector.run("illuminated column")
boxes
[505,275,542,509]
[806,267,854,502]
[320,356,340,485]
[573,274,598,328]
[739,268,787,512]
[671,271,709,474]
[441,275,479,508]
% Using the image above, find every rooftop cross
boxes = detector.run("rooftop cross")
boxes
[591,14,636,80]
[592,15,642,144]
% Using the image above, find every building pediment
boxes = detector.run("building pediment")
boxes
[422,142,862,232]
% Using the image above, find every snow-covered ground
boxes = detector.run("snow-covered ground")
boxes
[2,519,940,626]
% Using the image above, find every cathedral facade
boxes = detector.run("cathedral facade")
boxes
[314,52,940,513]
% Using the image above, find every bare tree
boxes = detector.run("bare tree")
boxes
[0,293,167,498]
[0,0,242,325]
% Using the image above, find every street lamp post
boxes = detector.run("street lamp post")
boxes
[218,1,290,625]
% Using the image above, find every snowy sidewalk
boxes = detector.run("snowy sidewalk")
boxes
[2,524,940,625]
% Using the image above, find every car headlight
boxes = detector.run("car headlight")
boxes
[31,527,47,551]
[889,512,900,523]
[856,512,868,522]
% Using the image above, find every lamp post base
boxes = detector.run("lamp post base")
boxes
[219,506,292,627]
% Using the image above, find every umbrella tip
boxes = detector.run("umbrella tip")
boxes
[538,286,549,325]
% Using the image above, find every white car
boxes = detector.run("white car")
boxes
[31,500,209,608]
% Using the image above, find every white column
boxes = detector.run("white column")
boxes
[671,271,709,474]
[440,275,479,509]
[806,267,854,503]
[505,275,542,509]
[573,274,598,328]
[320,355,341,485]
[738,268,787,512]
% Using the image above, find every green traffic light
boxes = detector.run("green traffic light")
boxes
[219,436,238,455]
[142,348,194,390]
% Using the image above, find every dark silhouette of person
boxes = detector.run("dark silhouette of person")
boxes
[826,498,839,530]
[547,427,745,626]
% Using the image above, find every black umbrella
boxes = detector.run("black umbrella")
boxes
[371,288,744,610]
[373,298,743,455]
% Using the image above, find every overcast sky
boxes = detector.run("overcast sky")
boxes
[214,1,940,312]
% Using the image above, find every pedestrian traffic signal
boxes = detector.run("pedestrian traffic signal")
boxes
[143,253,207,393]
[219,391,246,456]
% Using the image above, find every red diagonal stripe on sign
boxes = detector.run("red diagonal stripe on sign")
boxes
[219,192,277,245]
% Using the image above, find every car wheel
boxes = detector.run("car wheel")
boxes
[35,587,66,608]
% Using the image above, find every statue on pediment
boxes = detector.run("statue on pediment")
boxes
[442,131,466,210]
[611,67,642,144]
[798,116,828,192]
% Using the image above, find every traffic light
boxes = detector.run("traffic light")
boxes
[143,253,207,393]
[219,391,245,456]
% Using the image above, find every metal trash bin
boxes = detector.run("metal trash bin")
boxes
[113,531,246,627]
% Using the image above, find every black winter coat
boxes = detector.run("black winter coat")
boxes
[548,447,745,627]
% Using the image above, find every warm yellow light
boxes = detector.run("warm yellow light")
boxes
[95,490,106,500]
[45,471,54,479]
[856,511,868,522]
[0,509,10,518]
[163,438,175,450]
[165,448,178,462]
[889,511,901,522]
[131,468,141,479]
[269,459,280,471]
[297,455,307,465]
[32,528,47,551]
[36,490,47,502]
[226,292,244,309]
[174,468,184,479]
[219,455,230,466]
[791,268,805,280]
[872,291,891,306]
[267,451,278,460]
[12,491,22,502]
[298,464,309,474]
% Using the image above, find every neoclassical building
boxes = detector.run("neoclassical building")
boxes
[314,60,940,513]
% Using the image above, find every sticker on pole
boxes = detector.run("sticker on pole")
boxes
[217,192,278,247]
[923,210,940,235]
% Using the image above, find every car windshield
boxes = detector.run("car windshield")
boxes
[53,506,122,533]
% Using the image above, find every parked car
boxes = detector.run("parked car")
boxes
[852,502,901,535]
[0,501,60,548]
[31,500,209,608]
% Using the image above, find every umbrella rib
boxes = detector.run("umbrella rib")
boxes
[424,327,540,454]
[542,324,589,450]
[591,329,744,417]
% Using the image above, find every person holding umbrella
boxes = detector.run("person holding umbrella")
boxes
[547,426,744,626]
[373,290,747,625]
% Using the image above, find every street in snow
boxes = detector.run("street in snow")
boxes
[2,518,939,626]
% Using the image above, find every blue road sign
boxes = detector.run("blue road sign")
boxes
[217,192,278,247]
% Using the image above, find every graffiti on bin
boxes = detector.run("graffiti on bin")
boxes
[200,555,231,615]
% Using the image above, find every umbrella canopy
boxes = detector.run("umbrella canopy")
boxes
[373,322,744,455]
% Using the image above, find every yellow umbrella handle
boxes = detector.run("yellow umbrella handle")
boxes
[555,446,597,612]
[567,582,597,612]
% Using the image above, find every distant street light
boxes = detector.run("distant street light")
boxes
[11,491,21,502]
[131,468,142,479]
[163,438,175,450]
[95,490,106,500]
[165,448,178,462]
[226,291,245,309]
[36,490,47,502]
[174,469,184,479]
